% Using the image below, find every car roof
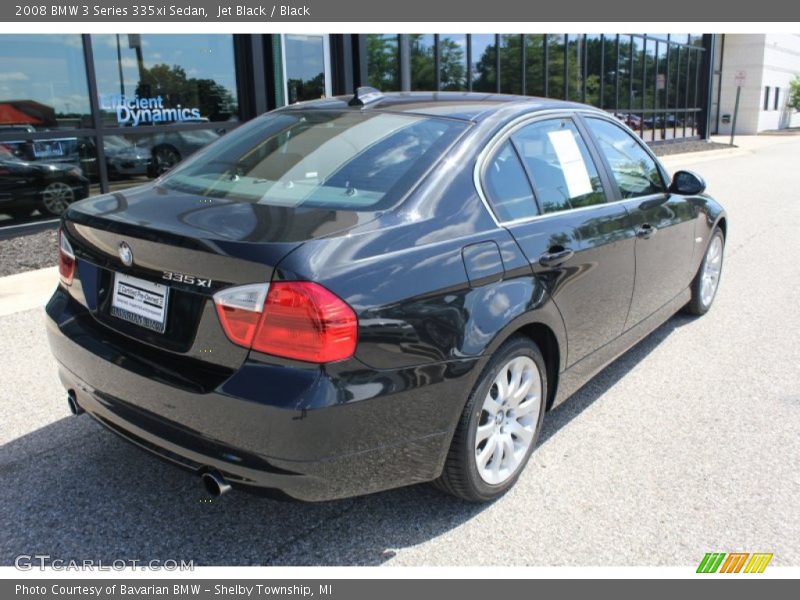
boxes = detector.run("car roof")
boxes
[280,91,602,122]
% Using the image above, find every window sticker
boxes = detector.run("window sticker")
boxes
[547,129,594,198]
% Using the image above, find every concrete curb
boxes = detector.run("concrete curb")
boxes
[0,266,57,317]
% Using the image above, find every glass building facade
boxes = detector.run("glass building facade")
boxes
[365,34,712,142]
[0,33,713,224]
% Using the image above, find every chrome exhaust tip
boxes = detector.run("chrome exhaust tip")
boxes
[201,470,231,498]
[67,390,83,416]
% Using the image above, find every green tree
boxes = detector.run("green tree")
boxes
[789,75,800,110]
[366,34,399,90]
[439,38,467,91]
[135,63,236,121]
[409,35,435,90]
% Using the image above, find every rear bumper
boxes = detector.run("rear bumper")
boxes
[46,287,483,501]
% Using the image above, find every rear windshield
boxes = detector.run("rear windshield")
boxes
[160,110,469,210]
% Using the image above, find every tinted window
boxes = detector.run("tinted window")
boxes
[161,110,467,211]
[284,35,327,103]
[91,34,238,127]
[366,35,400,90]
[511,118,606,214]
[585,117,666,198]
[483,141,537,222]
[0,35,91,131]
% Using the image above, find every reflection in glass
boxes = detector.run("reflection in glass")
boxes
[102,135,151,190]
[409,35,435,91]
[602,35,618,109]
[161,111,467,211]
[655,41,668,140]
[631,35,644,121]
[91,34,238,127]
[585,118,666,198]
[0,35,91,131]
[439,35,468,91]
[484,141,537,222]
[471,34,497,93]
[284,35,327,103]
[525,35,546,97]
[584,34,602,106]
[0,136,94,218]
[511,118,605,214]
[566,34,583,101]
[499,35,522,95]
[617,36,631,111]
[366,34,400,91]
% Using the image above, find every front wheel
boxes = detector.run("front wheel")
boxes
[684,228,724,315]
[151,145,181,176]
[434,336,547,502]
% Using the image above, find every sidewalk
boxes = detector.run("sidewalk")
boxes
[0,266,57,317]
[661,133,800,170]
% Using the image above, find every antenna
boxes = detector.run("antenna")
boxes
[348,86,385,107]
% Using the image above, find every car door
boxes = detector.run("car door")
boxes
[480,115,636,367]
[581,116,697,328]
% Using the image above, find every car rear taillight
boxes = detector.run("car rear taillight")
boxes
[213,281,358,363]
[58,228,75,286]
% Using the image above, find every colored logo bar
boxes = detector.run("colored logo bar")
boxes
[697,552,773,573]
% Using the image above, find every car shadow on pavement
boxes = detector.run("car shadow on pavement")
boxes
[538,312,696,447]
[0,313,695,567]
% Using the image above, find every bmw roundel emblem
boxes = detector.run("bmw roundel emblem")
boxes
[118,242,133,267]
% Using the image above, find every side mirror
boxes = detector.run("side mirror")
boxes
[669,170,706,195]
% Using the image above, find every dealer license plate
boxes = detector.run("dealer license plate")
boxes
[110,273,169,333]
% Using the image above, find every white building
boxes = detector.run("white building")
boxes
[711,34,800,135]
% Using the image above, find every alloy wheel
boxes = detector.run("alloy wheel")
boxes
[475,356,542,485]
[41,182,75,216]
[700,235,723,308]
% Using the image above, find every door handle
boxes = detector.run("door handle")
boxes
[636,223,657,239]
[538,247,574,268]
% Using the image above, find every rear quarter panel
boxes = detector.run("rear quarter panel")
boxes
[272,142,568,374]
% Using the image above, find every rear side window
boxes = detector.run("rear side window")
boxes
[483,141,538,222]
[510,118,606,214]
[584,117,666,198]
[160,110,468,211]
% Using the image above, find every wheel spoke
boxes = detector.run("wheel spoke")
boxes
[489,438,504,474]
[494,370,509,401]
[477,435,497,470]
[507,420,533,446]
[476,421,494,444]
[483,393,503,416]
[515,398,539,417]
[500,434,515,465]
[508,359,524,397]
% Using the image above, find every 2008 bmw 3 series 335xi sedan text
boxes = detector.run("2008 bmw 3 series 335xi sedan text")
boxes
[46,90,727,502]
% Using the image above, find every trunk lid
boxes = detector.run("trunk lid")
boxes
[63,183,370,370]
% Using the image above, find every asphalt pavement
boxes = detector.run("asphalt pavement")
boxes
[1,138,798,566]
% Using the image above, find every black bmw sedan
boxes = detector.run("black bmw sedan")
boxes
[46,91,726,502]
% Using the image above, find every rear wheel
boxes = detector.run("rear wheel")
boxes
[41,181,75,216]
[434,336,547,502]
[685,228,724,315]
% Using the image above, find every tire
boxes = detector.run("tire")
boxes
[684,227,724,316]
[434,335,547,502]
[40,181,76,216]
[151,145,181,176]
